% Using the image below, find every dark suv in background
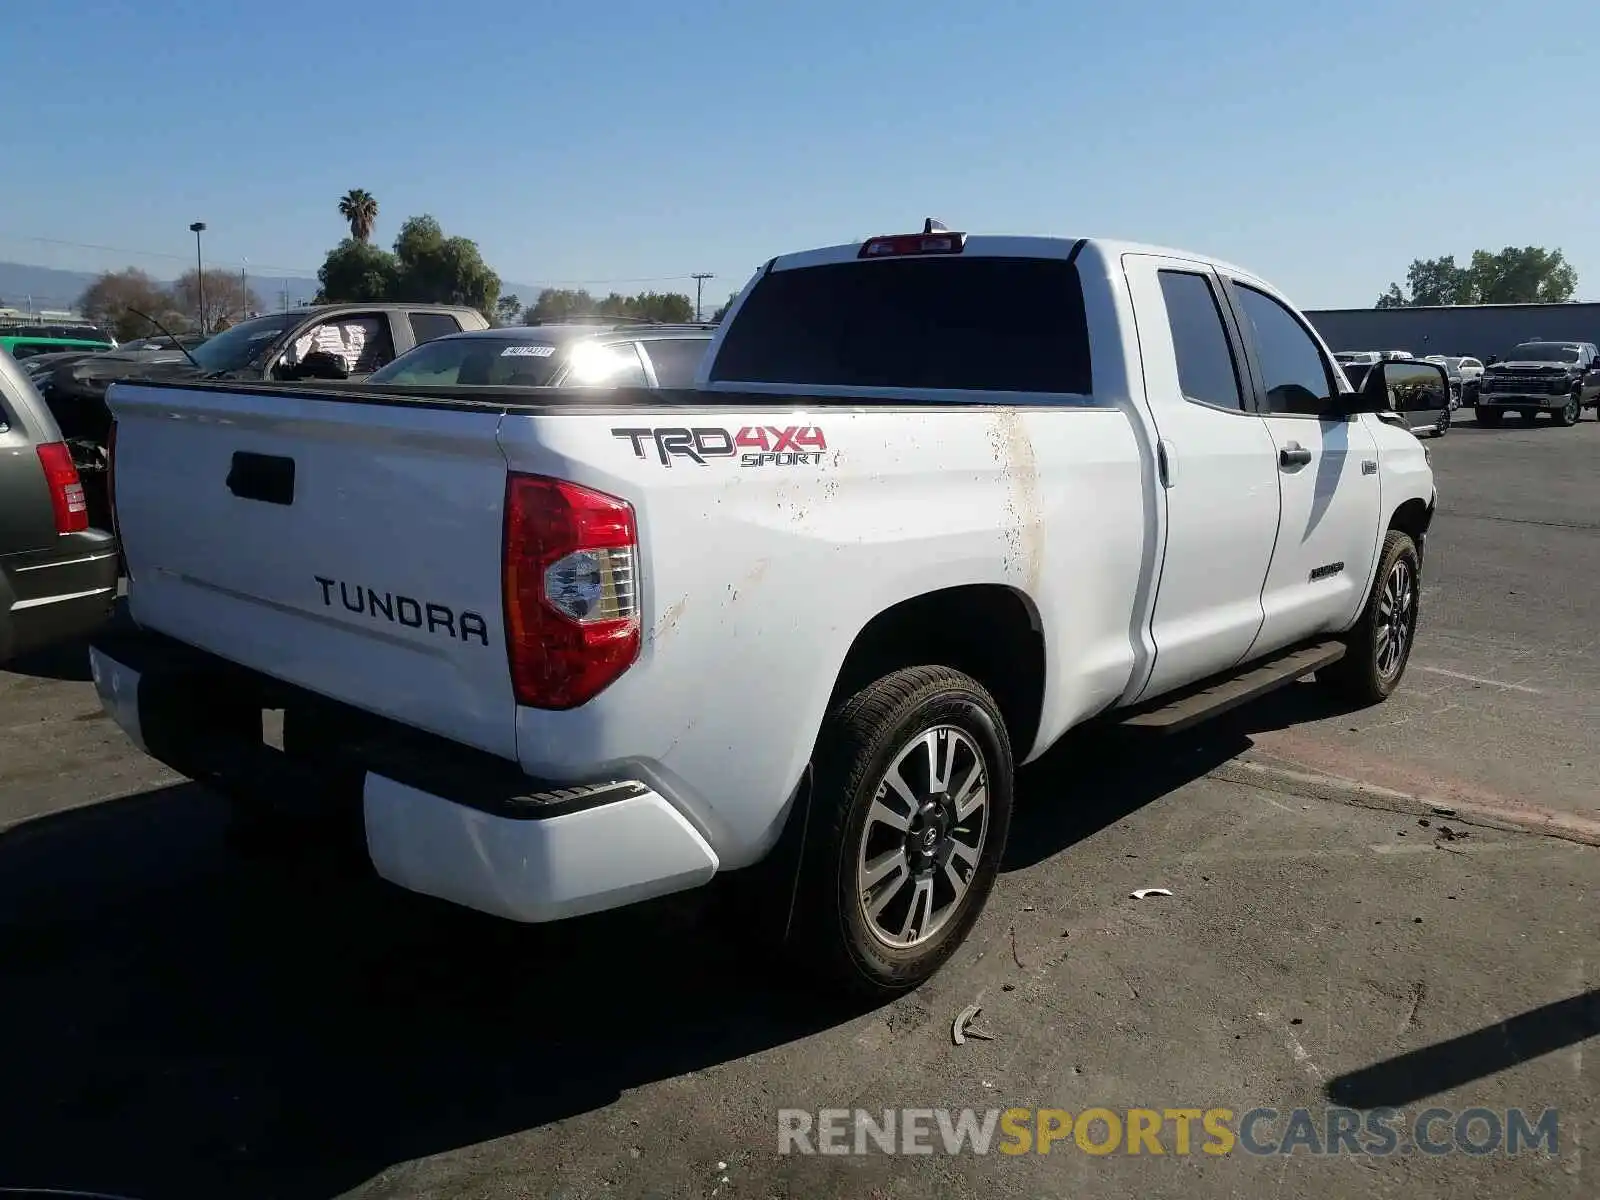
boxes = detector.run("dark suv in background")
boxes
[0,350,118,664]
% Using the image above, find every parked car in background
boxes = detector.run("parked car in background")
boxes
[0,322,116,362]
[1335,348,1414,368]
[1475,340,1600,427]
[20,348,103,385]
[30,333,211,393]
[1421,355,1467,409]
[362,320,716,390]
[1334,350,1382,368]
[0,350,118,664]
[38,303,489,530]
[115,333,210,357]
[1426,355,1485,404]
[1342,358,1451,436]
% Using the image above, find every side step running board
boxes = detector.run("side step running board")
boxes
[1118,639,1347,735]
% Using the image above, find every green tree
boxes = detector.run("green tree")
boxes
[526,288,599,322]
[595,290,694,323]
[1374,283,1407,310]
[317,238,401,303]
[338,189,379,243]
[76,268,175,340]
[1376,246,1578,307]
[495,293,523,325]
[391,215,500,318]
[709,291,740,323]
[1465,246,1578,304]
[313,213,502,319]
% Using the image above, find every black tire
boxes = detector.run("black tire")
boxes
[1475,407,1503,427]
[792,665,1014,998]
[1434,407,1450,437]
[1551,394,1581,427]
[1318,530,1420,707]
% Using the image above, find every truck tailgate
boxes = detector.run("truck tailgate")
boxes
[109,381,519,759]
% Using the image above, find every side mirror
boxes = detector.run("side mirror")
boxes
[1353,358,1448,416]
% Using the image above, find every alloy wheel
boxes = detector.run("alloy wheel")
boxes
[1375,558,1415,680]
[856,726,990,949]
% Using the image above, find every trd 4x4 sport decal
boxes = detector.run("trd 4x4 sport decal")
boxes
[612,425,827,468]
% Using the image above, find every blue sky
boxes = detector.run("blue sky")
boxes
[3,0,1593,308]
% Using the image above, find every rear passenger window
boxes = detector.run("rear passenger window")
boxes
[408,312,461,345]
[710,257,1091,395]
[1158,271,1244,411]
[1232,284,1334,416]
[640,338,710,388]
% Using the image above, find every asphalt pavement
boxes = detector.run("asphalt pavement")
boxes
[0,407,1593,1199]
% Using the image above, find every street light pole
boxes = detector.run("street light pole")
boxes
[692,272,714,323]
[189,221,207,335]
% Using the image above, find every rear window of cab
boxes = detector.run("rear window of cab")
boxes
[710,256,1092,395]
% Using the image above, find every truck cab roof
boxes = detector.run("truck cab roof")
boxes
[769,234,1267,286]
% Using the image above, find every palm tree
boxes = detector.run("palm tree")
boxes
[338,189,379,243]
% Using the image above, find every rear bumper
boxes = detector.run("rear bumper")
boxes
[87,622,719,923]
[0,529,119,662]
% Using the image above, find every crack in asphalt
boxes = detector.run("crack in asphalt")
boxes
[1443,510,1600,531]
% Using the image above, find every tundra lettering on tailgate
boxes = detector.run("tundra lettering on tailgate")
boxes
[612,425,827,468]
[315,576,490,645]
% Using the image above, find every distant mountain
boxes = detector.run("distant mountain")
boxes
[0,260,320,313]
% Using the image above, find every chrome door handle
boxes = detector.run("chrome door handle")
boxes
[1279,443,1312,468]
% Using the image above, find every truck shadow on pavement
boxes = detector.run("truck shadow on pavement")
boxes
[2,638,93,683]
[1325,988,1600,1109]
[0,682,1371,1200]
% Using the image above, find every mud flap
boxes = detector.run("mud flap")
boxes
[709,764,815,946]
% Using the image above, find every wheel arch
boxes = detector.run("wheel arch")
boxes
[827,584,1047,764]
[1388,495,1434,561]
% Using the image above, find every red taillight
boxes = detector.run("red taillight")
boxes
[503,475,640,710]
[858,230,967,259]
[35,442,88,534]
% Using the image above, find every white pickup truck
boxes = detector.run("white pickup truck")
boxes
[91,224,1440,996]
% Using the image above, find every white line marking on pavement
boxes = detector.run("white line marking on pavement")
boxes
[1368,840,1555,856]
[1256,1011,1326,1084]
[1414,664,1544,694]
[1257,792,1302,816]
